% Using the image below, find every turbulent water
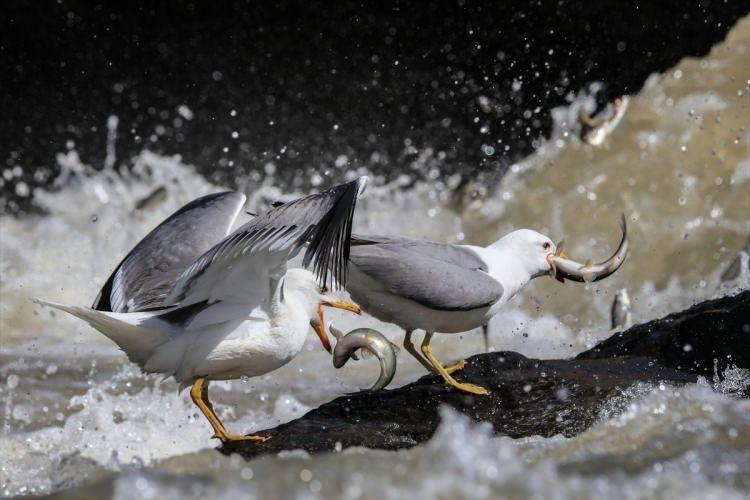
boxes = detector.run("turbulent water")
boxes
[1,15,749,500]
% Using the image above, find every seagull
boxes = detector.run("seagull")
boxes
[327,216,628,395]
[35,177,367,444]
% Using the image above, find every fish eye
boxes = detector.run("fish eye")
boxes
[542,242,551,250]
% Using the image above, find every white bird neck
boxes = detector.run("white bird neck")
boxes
[467,244,537,304]
[269,290,311,351]
[269,271,319,349]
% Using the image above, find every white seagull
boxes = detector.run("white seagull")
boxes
[332,216,628,395]
[35,177,367,444]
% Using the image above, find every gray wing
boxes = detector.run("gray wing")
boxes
[164,177,366,306]
[350,236,503,311]
[93,191,246,313]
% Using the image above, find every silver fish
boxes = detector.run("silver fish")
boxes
[720,236,750,282]
[611,288,632,330]
[329,325,398,391]
[549,214,629,283]
[134,186,167,211]
[580,96,630,146]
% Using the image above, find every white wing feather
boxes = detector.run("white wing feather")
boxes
[164,177,366,309]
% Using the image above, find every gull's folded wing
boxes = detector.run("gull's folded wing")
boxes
[350,236,503,311]
[93,191,247,313]
[164,177,367,307]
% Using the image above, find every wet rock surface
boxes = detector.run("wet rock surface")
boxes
[222,290,750,459]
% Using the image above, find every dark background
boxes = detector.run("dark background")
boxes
[2,0,749,213]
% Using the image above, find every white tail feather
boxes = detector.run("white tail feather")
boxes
[32,298,169,366]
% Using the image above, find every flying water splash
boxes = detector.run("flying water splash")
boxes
[1,15,749,499]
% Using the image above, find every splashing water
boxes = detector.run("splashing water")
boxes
[1,15,749,500]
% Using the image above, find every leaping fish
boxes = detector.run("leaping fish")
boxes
[611,288,632,330]
[580,96,629,146]
[330,325,398,391]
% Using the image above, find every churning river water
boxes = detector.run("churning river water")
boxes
[1,14,749,500]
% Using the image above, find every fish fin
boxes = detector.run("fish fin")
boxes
[555,239,565,255]
[329,323,344,341]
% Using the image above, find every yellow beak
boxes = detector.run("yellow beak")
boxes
[322,299,361,315]
[312,300,362,353]
[547,250,570,283]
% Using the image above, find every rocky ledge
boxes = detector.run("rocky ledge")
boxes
[222,290,750,459]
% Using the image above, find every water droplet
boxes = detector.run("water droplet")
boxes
[241,467,254,480]
[14,181,29,197]
[6,374,18,389]
[680,145,687,153]
[91,214,98,222]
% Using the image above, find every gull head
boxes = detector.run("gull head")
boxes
[491,229,557,279]
[282,268,361,353]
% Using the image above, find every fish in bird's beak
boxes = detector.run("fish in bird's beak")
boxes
[549,214,629,283]
[546,239,569,283]
[311,299,362,353]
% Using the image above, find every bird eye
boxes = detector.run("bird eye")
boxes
[542,242,551,250]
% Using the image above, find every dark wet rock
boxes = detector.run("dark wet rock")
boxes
[578,289,750,376]
[223,290,750,459]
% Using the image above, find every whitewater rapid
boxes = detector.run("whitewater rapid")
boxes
[1,14,749,500]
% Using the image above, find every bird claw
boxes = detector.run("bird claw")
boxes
[213,433,270,444]
[443,359,467,374]
[450,382,490,395]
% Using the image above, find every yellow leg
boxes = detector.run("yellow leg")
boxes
[190,377,269,444]
[403,330,437,373]
[404,331,466,375]
[420,333,489,395]
[443,359,467,374]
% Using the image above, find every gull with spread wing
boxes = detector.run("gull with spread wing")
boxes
[36,177,367,444]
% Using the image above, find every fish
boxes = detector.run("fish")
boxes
[450,177,489,215]
[134,186,167,211]
[580,96,630,146]
[549,214,629,283]
[329,325,398,391]
[720,236,750,282]
[611,288,632,330]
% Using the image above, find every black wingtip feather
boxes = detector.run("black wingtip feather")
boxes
[303,178,361,290]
